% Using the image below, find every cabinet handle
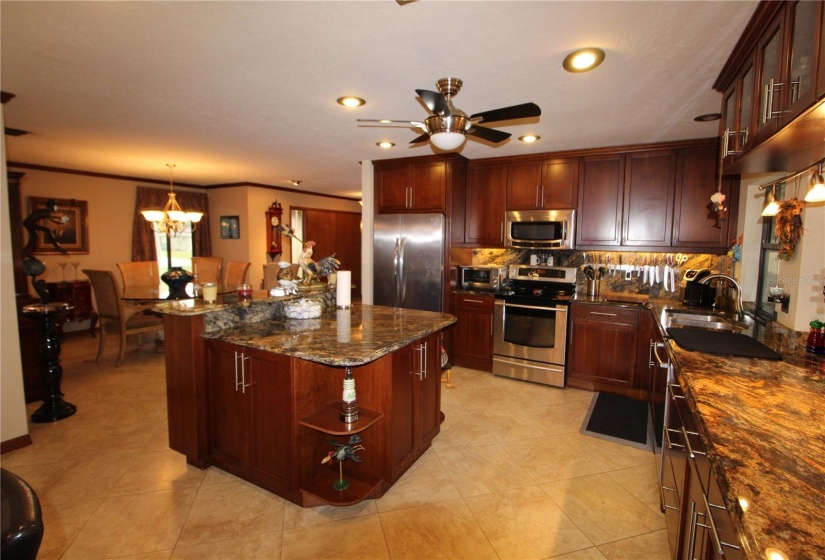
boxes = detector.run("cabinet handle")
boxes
[650,341,669,369]
[659,484,680,511]
[422,341,427,379]
[412,344,424,380]
[740,127,748,147]
[234,351,242,392]
[589,311,617,317]
[722,128,738,156]
[762,79,785,123]
[463,298,485,303]
[540,185,545,208]
[535,185,540,208]
[701,493,725,556]
[789,76,801,105]
[665,428,686,450]
[500,221,504,243]
[687,501,699,558]
[240,353,251,394]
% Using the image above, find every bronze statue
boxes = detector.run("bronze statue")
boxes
[22,199,68,302]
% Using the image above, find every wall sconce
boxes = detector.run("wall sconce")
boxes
[805,163,825,202]
[761,186,780,216]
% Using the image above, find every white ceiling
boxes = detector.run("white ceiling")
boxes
[1,1,758,200]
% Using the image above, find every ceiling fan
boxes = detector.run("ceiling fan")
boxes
[357,77,541,151]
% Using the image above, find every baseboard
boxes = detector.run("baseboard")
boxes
[1,434,33,455]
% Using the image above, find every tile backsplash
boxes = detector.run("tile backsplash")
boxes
[467,248,731,300]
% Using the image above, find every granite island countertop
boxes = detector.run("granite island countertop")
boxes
[646,300,825,560]
[200,303,457,367]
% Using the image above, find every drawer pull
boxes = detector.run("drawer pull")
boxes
[590,311,618,316]
[702,493,724,556]
[462,298,484,303]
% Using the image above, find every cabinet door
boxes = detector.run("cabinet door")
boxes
[622,150,676,247]
[206,341,251,473]
[506,161,541,210]
[737,62,756,154]
[780,0,823,125]
[453,293,494,371]
[376,163,410,213]
[672,145,736,250]
[576,155,625,247]
[566,304,639,395]
[390,342,416,480]
[249,351,294,493]
[410,160,446,211]
[541,158,579,209]
[465,163,506,246]
[753,13,785,145]
[417,332,442,451]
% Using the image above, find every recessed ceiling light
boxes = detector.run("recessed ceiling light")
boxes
[562,48,605,73]
[376,141,395,149]
[519,135,540,143]
[694,113,722,122]
[337,96,365,108]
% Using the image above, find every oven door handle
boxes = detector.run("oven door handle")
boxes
[500,302,568,313]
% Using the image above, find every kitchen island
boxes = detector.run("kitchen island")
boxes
[156,292,456,507]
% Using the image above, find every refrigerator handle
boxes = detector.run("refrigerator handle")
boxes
[399,236,407,304]
[393,237,400,307]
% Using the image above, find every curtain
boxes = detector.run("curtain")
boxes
[131,186,212,261]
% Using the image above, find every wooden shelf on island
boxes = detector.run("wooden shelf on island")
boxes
[299,402,383,435]
[301,469,383,507]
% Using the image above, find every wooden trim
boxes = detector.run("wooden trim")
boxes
[205,182,359,202]
[1,434,33,454]
[713,1,784,92]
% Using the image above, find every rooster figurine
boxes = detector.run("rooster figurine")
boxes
[298,241,340,285]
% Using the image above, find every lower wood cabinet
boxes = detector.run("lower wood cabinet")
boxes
[205,339,295,496]
[453,292,494,371]
[566,303,649,400]
[664,378,744,560]
[46,280,98,335]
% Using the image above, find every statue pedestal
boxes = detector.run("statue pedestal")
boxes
[22,303,77,423]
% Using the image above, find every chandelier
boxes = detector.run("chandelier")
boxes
[141,164,203,234]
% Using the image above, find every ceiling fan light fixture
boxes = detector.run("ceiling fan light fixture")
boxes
[337,96,365,108]
[376,141,395,149]
[804,163,825,202]
[430,132,466,151]
[519,134,540,143]
[563,48,605,73]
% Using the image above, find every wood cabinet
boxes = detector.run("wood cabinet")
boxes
[46,280,98,336]
[389,332,441,481]
[302,208,362,297]
[205,340,295,496]
[576,141,731,253]
[664,377,744,560]
[566,303,649,400]
[506,157,578,210]
[375,156,463,214]
[453,292,494,371]
[715,0,825,175]
[464,163,506,246]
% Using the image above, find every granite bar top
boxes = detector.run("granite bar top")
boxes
[646,301,825,560]
[201,303,456,367]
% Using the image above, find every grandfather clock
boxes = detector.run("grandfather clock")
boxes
[265,201,283,260]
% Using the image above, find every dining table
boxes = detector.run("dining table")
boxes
[121,282,236,302]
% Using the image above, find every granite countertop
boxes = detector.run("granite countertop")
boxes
[646,300,825,560]
[201,303,457,367]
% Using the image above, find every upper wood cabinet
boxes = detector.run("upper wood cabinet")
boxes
[465,162,506,246]
[714,0,825,174]
[576,140,731,253]
[375,155,467,216]
[622,149,676,247]
[506,157,578,210]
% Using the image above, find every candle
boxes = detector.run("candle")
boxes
[202,282,218,303]
[336,270,351,308]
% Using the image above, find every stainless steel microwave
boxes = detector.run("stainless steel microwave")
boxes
[458,265,507,292]
[504,209,575,250]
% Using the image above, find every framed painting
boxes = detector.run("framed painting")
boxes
[27,197,89,254]
[220,215,240,239]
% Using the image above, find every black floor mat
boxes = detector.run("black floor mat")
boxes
[666,328,782,360]
[581,392,651,450]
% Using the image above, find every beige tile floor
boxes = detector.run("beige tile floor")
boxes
[3,334,670,560]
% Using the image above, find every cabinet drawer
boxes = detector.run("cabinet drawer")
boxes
[669,381,711,495]
[570,304,639,326]
[454,293,494,311]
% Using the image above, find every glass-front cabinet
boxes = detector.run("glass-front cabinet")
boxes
[780,0,823,126]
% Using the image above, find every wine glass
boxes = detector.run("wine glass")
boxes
[71,261,81,281]
[58,262,68,282]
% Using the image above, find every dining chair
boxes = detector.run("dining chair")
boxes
[224,261,251,288]
[117,261,159,295]
[262,263,280,290]
[83,269,164,367]
[191,257,222,284]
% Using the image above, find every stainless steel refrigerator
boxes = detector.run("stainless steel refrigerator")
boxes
[373,213,444,312]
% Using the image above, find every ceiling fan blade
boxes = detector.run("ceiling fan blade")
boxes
[470,102,541,123]
[357,119,416,124]
[409,132,431,144]
[415,89,450,116]
[467,125,511,143]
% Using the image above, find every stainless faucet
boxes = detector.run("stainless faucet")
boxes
[699,274,745,321]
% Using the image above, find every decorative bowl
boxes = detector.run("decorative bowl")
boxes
[284,299,322,319]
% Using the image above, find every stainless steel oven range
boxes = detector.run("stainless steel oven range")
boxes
[493,265,577,387]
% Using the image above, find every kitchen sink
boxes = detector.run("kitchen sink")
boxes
[664,309,744,332]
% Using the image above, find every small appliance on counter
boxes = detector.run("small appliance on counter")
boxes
[681,268,716,306]
[457,265,508,292]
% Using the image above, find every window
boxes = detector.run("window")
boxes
[153,227,195,274]
[754,184,784,319]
